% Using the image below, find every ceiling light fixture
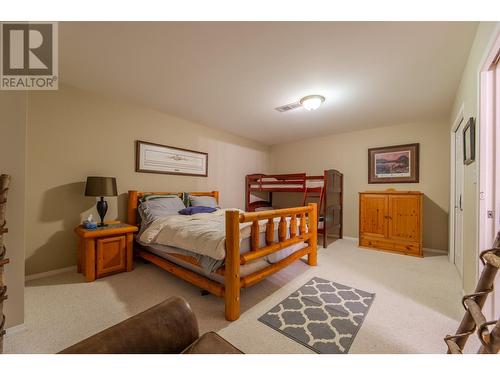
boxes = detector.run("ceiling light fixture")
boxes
[300,95,326,111]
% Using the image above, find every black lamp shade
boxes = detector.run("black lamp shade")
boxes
[85,177,118,197]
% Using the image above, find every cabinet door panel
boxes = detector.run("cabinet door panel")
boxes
[96,236,126,277]
[388,195,421,242]
[360,194,388,238]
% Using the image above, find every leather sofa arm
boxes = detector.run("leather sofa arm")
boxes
[59,296,199,354]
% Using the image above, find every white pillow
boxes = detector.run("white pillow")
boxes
[189,195,219,208]
[138,196,186,226]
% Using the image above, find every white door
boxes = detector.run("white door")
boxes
[492,61,500,317]
[454,119,465,277]
[479,36,500,321]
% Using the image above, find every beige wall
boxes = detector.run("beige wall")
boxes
[450,22,500,293]
[0,91,27,328]
[25,85,270,275]
[270,120,450,251]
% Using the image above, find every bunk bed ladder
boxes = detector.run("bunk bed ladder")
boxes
[444,233,500,354]
[301,187,324,213]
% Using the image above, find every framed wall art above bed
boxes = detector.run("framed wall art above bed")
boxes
[136,140,208,177]
[368,143,419,184]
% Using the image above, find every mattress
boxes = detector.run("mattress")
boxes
[141,242,305,284]
[249,179,323,189]
[138,221,307,274]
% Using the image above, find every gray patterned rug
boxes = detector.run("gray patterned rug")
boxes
[258,277,375,354]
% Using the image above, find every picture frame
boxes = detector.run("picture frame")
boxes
[463,117,475,165]
[368,143,420,184]
[135,140,208,177]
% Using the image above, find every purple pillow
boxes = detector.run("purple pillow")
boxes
[178,206,217,215]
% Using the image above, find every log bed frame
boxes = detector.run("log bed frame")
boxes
[127,190,317,321]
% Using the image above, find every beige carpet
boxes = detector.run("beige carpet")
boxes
[4,239,478,354]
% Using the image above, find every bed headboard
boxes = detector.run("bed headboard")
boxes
[127,190,220,226]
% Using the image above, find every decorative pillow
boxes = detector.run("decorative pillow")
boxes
[138,196,186,227]
[189,195,219,208]
[178,206,217,215]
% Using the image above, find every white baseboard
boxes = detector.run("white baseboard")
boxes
[342,236,359,241]
[25,266,77,281]
[423,248,448,255]
[5,323,26,337]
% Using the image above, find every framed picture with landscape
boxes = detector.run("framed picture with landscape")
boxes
[368,143,419,184]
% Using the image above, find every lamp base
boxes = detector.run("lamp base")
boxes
[96,197,108,227]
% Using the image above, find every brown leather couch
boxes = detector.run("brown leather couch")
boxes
[59,296,242,354]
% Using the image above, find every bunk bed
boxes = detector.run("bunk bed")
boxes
[245,169,343,248]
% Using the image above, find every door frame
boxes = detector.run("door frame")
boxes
[449,103,464,274]
[478,28,500,319]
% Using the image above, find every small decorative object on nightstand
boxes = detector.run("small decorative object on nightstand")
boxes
[75,221,138,282]
[84,176,118,227]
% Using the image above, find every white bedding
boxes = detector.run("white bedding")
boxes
[139,208,301,261]
[250,180,323,189]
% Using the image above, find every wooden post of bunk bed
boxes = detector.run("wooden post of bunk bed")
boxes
[307,203,318,266]
[225,210,241,321]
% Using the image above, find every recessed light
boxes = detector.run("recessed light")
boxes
[300,95,326,111]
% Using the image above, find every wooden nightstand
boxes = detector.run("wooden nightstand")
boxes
[75,221,138,282]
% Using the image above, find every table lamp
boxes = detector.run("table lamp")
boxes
[84,176,118,227]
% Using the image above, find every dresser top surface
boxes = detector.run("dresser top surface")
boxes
[359,189,422,195]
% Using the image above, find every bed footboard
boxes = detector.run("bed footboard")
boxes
[224,203,317,321]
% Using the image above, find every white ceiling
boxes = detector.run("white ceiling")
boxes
[59,22,478,145]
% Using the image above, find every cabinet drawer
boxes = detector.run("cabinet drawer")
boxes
[96,236,127,278]
[360,237,394,252]
[392,241,422,256]
[361,237,422,257]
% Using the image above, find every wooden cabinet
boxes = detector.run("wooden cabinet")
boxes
[75,222,138,282]
[359,190,423,257]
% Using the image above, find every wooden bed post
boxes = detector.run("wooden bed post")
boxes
[127,190,138,226]
[307,203,318,266]
[245,175,250,211]
[225,210,241,321]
